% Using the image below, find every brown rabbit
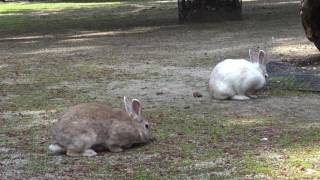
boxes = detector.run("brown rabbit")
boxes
[48,96,150,157]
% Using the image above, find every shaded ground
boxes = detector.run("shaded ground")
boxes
[1,0,320,178]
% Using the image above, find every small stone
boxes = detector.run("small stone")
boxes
[260,137,268,142]
[193,91,203,98]
[306,168,316,174]
[156,92,164,95]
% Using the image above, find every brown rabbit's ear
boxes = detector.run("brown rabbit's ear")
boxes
[131,99,141,117]
[124,96,132,113]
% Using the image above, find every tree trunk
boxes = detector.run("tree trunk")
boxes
[301,0,320,50]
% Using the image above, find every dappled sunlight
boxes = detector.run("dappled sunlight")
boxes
[178,157,237,176]
[256,145,320,177]
[2,109,57,128]
[17,40,40,45]
[0,12,23,16]
[0,64,10,69]
[227,117,265,126]
[68,27,160,39]
[260,0,300,6]
[0,35,54,42]
[270,41,319,57]
[243,0,259,2]
[155,0,175,3]
[221,112,275,129]
[271,37,297,44]
[3,110,52,116]
[243,0,300,5]
[59,37,93,43]
[23,45,102,55]
[271,0,300,5]
[0,2,122,13]
[117,4,151,15]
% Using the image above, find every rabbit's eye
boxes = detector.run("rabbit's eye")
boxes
[264,74,269,78]
[145,124,149,129]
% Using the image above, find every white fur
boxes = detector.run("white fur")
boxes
[209,50,268,100]
[48,144,65,154]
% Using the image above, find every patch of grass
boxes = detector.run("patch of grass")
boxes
[0,2,126,32]
[241,155,274,175]
[236,119,320,178]
[263,76,313,97]
[1,83,93,111]
[2,106,320,178]
[240,145,320,178]
[261,88,309,97]
[0,1,156,33]
[0,2,121,13]
[1,58,320,178]
[0,13,111,33]
[133,169,163,180]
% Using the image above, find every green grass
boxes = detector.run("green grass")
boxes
[0,2,121,13]
[0,0,174,33]
[1,60,319,178]
[0,12,119,33]
[0,1,128,33]
[262,76,313,97]
[2,104,320,178]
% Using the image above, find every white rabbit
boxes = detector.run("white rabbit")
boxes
[48,96,150,157]
[208,49,269,100]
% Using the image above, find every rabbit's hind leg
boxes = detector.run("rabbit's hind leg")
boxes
[66,147,97,157]
[211,83,235,100]
[66,135,97,157]
[66,148,83,157]
[212,89,234,100]
[213,93,231,100]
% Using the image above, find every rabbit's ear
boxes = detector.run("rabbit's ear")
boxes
[258,50,266,64]
[248,49,252,61]
[131,99,142,117]
[249,49,257,62]
[124,96,132,113]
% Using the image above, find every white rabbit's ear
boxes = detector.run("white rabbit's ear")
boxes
[131,99,141,117]
[258,50,266,64]
[249,49,253,62]
[124,96,132,113]
[249,49,258,63]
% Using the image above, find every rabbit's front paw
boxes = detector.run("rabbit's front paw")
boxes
[232,95,250,101]
[249,95,258,99]
[82,149,97,157]
[109,146,124,153]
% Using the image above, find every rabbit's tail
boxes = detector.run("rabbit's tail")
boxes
[48,143,65,154]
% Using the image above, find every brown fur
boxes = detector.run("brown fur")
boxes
[49,98,149,156]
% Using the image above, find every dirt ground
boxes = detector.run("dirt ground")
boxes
[1,0,320,178]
